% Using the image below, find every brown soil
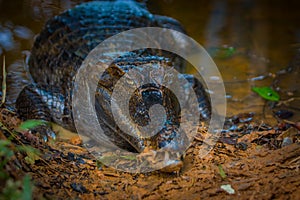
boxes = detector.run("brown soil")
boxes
[1,108,300,200]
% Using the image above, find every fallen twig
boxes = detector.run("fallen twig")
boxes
[1,56,6,106]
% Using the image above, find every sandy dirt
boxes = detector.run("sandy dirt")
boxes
[1,107,299,200]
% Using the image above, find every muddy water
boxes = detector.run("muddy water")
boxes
[0,0,299,121]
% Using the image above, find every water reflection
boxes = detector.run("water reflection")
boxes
[28,0,82,20]
[0,23,33,53]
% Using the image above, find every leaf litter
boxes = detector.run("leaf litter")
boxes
[0,107,299,199]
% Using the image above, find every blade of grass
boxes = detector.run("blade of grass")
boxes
[17,119,49,132]
[218,164,227,179]
[21,174,33,200]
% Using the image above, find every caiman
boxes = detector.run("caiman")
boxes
[14,0,211,170]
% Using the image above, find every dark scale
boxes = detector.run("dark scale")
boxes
[16,1,211,156]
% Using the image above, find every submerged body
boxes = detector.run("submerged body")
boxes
[16,1,211,156]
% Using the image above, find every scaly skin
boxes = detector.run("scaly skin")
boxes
[16,1,211,161]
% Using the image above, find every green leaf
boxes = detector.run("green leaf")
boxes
[0,140,14,158]
[17,145,41,165]
[218,164,227,179]
[24,154,39,165]
[0,140,14,173]
[21,175,33,200]
[0,139,11,146]
[252,86,280,101]
[208,46,236,59]
[96,160,103,169]
[17,120,48,131]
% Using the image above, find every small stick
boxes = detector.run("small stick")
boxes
[1,55,6,106]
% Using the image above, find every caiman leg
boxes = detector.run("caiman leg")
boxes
[16,86,54,141]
